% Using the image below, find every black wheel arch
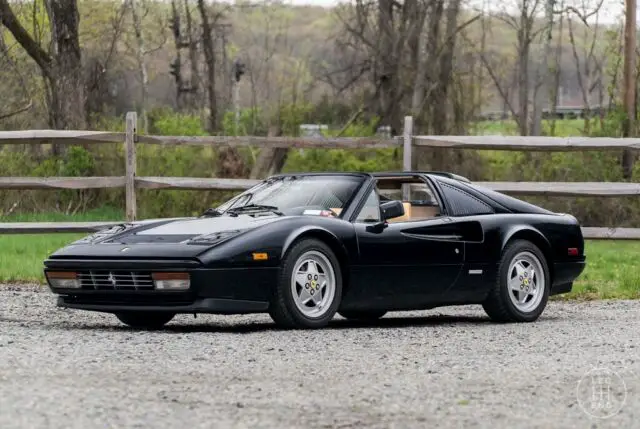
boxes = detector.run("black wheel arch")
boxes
[281,227,351,293]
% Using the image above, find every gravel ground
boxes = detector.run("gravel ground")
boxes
[0,286,638,429]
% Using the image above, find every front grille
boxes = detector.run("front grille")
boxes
[78,270,154,291]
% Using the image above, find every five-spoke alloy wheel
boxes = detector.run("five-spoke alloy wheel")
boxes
[270,238,343,329]
[290,250,337,319]
[483,239,550,323]
[506,251,545,313]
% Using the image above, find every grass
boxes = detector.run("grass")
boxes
[0,233,85,283]
[0,226,637,300]
[0,207,121,283]
[0,206,124,222]
[470,119,593,137]
[565,241,640,300]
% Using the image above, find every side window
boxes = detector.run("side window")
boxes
[439,182,494,216]
[355,188,381,223]
[376,177,442,223]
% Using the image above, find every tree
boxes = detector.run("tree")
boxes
[0,0,84,132]
[0,29,32,122]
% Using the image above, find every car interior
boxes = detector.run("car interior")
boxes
[336,176,442,223]
[378,177,442,222]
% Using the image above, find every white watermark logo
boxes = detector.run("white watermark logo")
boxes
[576,367,627,419]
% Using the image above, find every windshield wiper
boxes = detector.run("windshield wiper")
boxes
[201,208,223,217]
[226,204,283,216]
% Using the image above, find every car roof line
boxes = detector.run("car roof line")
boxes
[267,172,372,179]
[370,171,471,183]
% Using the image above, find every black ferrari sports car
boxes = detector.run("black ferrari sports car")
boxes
[44,172,586,329]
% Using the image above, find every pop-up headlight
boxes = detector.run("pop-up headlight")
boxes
[187,229,245,245]
[73,224,131,245]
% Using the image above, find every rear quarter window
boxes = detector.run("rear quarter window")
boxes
[439,182,494,216]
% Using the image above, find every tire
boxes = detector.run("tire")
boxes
[115,311,175,330]
[482,239,550,323]
[338,310,387,321]
[269,238,343,329]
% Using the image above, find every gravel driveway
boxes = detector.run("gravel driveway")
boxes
[0,286,638,429]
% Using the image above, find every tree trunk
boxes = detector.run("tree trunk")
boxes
[516,4,531,136]
[432,0,460,136]
[376,0,394,129]
[249,125,288,179]
[197,0,217,132]
[424,0,443,132]
[622,0,636,179]
[50,0,84,130]
[129,0,149,134]
[530,0,554,136]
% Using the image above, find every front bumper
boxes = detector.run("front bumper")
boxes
[57,296,268,314]
[45,260,279,314]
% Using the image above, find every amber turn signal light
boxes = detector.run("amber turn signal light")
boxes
[46,271,81,289]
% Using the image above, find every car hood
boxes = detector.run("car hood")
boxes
[134,214,281,237]
[46,214,286,261]
[98,213,283,244]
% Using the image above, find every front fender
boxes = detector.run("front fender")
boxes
[197,218,356,268]
[281,225,347,260]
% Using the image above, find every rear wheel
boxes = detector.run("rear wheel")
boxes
[338,310,387,321]
[269,238,342,329]
[482,240,550,323]
[115,311,175,330]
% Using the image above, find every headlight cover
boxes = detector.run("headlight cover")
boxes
[186,229,246,245]
[73,224,132,245]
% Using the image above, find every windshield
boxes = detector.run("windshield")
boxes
[216,175,365,217]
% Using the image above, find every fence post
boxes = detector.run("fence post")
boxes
[403,115,413,171]
[125,111,137,221]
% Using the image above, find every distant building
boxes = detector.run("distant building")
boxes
[300,124,328,137]
[376,125,392,138]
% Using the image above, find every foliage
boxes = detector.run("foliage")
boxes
[149,109,208,136]
[221,108,266,136]
[283,116,400,174]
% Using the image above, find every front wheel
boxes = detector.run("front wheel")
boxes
[269,238,343,329]
[482,240,550,323]
[115,311,175,330]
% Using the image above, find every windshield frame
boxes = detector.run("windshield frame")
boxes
[214,174,368,218]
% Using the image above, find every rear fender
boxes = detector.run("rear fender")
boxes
[501,225,554,280]
[501,226,551,256]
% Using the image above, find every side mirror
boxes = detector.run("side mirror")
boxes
[380,200,405,221]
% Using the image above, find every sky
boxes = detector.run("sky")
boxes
[267,0,628,25]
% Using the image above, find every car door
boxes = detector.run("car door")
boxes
[347,177,470,308]
[353,217,466,298]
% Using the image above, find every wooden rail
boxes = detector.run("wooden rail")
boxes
[2,177,639,197]
[0,113,638,239]
[412,135,640,151]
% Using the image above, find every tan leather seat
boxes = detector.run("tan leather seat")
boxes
[410,205,439,219]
